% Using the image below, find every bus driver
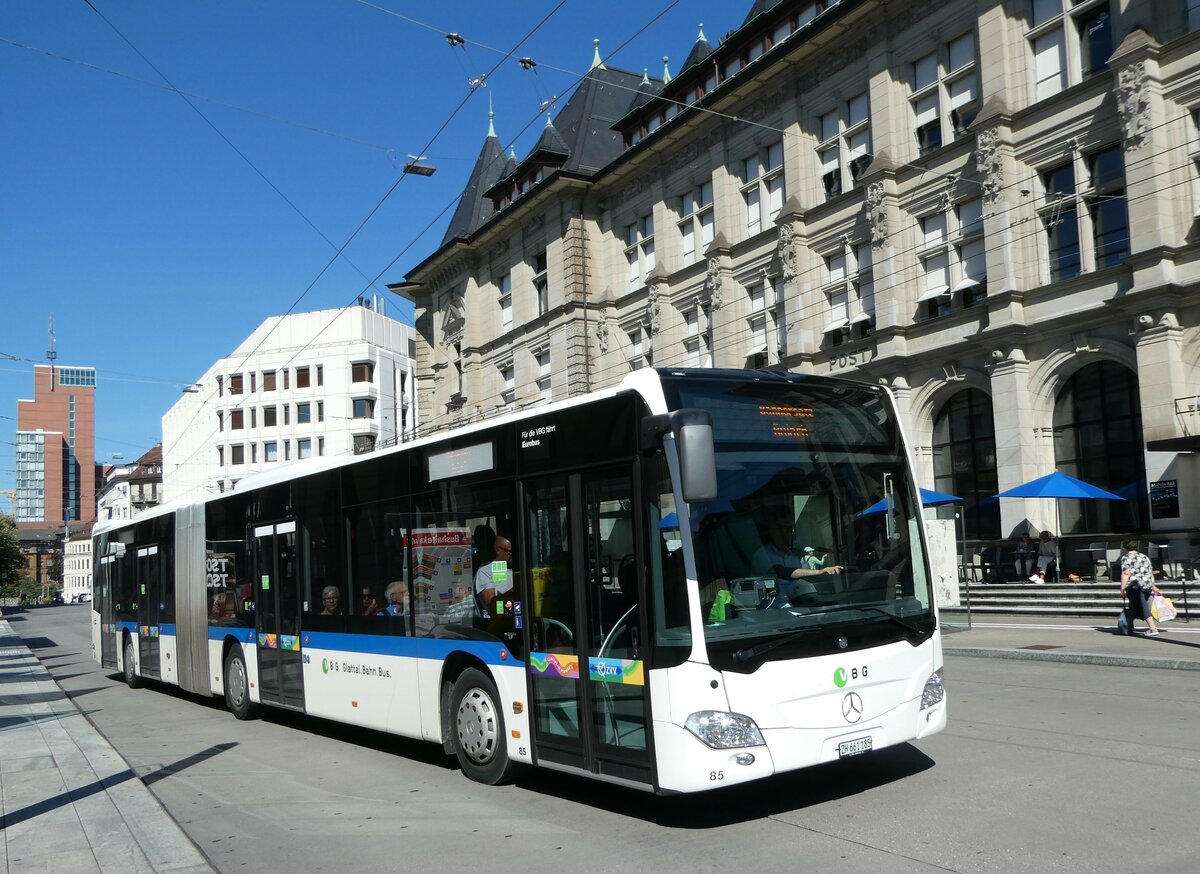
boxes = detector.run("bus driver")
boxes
[753,509,843,605]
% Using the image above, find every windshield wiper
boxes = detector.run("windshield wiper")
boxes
[791,603,930,637]
[731,626,822,663]
[840,604,929,636]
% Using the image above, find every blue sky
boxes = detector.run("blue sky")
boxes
[0,0,741,501]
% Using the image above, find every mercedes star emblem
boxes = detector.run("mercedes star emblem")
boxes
[842,691,864,723]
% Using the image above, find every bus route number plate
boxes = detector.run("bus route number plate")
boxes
[838,736,872,758]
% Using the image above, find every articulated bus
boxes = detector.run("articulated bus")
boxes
[92,368,945,793]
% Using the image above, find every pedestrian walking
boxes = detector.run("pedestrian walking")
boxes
[1119,540,1160,636]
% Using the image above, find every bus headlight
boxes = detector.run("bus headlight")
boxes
[919,667,944,710]
[684,711,765,749]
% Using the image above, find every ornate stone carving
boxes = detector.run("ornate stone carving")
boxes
[706,256,723,310]
[596,312,610,353]
[739,89,787,124]
[1116,62,1150,151]
[974,129,1003,206]
[440,287,465,347]
[777,223,798,281]
[662,130,724,176]
[646,285,662,336]
[865,182,888,249]
[522,213,546,235]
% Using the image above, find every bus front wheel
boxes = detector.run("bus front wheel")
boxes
[123,637,141,689]
[224,647,260,720]
[450,668,514,785]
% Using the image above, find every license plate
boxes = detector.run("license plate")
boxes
[838,736,873,758]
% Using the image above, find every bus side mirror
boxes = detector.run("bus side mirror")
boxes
[640,409,718,503]
[673,410,717,503]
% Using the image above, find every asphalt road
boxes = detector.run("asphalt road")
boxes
[11,606,1199,874]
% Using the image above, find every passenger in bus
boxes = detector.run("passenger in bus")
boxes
[320,586,341,615]
[359,586,381,616]
[209,590,233,623]
[377,581,410,617]
[753,509,843,605]
[475,535,514,619]
[442,583,476,624]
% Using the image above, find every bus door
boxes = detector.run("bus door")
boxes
[253,521,305,710]
[522,466,652,784]
[97,555,118,669]
[136,545,161,680]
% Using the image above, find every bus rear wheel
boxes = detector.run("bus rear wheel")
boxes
[450,668,514,785]
[123,637,141,689]
[224,647,260,720]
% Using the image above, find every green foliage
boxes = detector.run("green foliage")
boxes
[0,515,23,589]
[17,577,40,605]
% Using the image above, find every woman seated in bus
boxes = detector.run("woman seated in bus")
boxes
[319,585,341,616]
[753,509,843,606]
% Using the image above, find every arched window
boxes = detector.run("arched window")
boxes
[1053,361,1147,533]
[932,389,999,540]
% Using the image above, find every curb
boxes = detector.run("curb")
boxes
[944,646,1200,672]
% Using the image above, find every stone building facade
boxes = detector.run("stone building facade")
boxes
[394,0,1200,570]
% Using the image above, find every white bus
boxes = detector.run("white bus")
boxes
[92,368,945,793]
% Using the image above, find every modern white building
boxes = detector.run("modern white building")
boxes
[163,302,418,501]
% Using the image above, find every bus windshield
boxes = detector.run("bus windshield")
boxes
[660,373,933,668]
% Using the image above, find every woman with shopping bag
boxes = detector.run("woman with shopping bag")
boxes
[1150,589,1178,623]
[1120,540,1160,636]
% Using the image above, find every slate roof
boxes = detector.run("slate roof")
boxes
[620,70,665,119]
[441,123,507,244]
[678,27,714,74]
[481,63,644,202]
[741,0,788,26]
[546,64,646,175]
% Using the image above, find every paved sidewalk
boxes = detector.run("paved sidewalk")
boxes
[0,618,212,873]
[943,613,1200,671]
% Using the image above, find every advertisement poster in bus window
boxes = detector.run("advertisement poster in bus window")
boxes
[408,528,473,615]
[206,550,249,622]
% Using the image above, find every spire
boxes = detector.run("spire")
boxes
[442,111,507,243]
[681,23,713,73]
[662,56,672,84]
[487,92,496,139]
[641,68,650,86]
[590,38,607,71]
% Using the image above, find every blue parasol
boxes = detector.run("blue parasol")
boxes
[862,487,962,516]
[994,471,1123,501]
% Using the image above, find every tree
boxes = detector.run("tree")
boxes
[0,514,23,591]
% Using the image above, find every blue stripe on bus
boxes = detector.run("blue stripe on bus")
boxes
[208,626,256,643]
[203,627,517,666]
[304,631,518,666]
[160,624,176,636]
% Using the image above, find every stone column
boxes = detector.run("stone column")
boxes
[987,347,1042,536]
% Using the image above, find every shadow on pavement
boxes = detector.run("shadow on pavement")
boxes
[20,636,59,650]
[513,742,936,827]
[0,741,238,830]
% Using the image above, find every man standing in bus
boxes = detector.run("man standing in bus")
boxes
[475,535,514,619]
[754,509,842,605]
